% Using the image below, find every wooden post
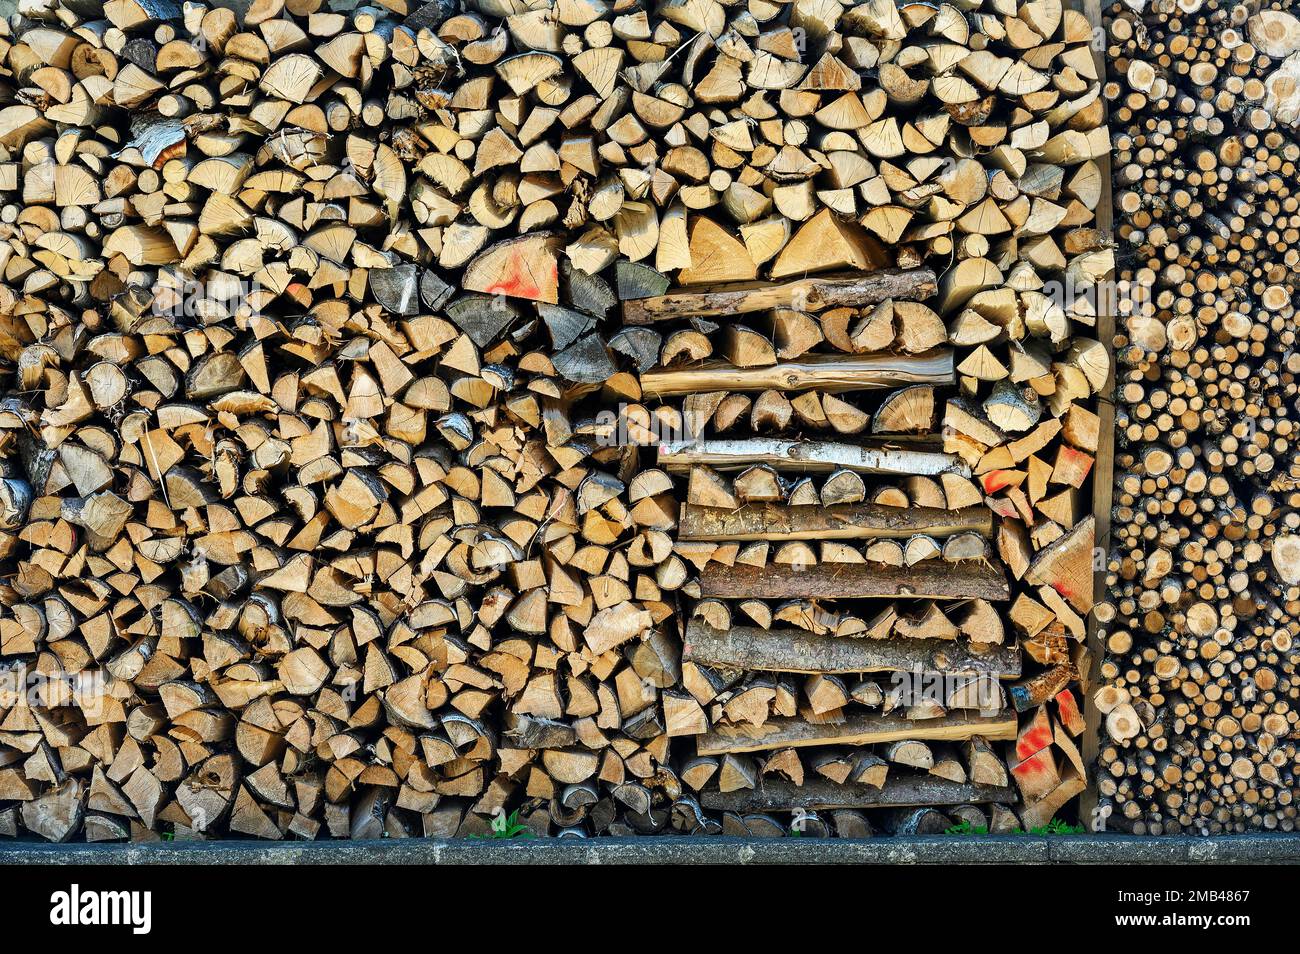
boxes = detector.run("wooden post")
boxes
[1078,0,1115,835]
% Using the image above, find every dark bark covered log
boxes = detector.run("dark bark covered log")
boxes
[682,621,1021,678]
[622,269,938,324]
[700,563,1011,602]
[700,776,1015,812]
[679,502,991,542]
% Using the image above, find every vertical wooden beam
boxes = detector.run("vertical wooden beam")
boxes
[1073,0,1115,831]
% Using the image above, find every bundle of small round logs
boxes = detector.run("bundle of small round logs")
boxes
[1098,0,1300,835]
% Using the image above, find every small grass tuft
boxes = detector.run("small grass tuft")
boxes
[1017,818,1086,836]
[944,817,1084,836]
[469,809,535,840]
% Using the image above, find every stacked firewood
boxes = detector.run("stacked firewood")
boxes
[0,0,1107,841]
[627,272,1023,835]
[0,0,695,841]
[615,0,1109,832]
[1097,0,1300,835]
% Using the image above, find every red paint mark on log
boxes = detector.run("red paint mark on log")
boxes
[986,497,1018,519]
[481,247,555,301]
[1055,689,1083,729]
[1010,746,1059,800]
[1057,446,1094,487]
[981,470,1017,494]
[1011,755,1049,778]
[1016,717,1052,760]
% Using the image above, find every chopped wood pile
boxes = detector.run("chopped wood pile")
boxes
[0,0,1106,842]
[1097,0,1300,835]
[631,0,1107,833]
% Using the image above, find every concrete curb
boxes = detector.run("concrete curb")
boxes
[1,833,1298,864]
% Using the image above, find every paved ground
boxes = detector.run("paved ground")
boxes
[1,834,1298,864]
